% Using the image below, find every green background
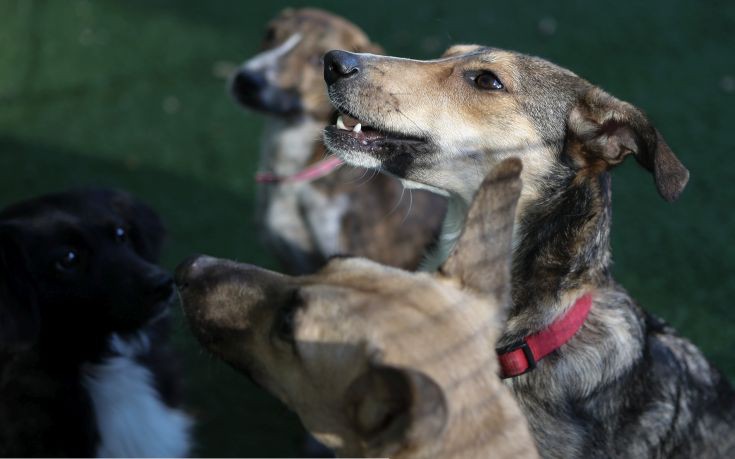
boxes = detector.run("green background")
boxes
[1,0,733,456]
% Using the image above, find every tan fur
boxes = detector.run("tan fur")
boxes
[234,9,445,274]
[178,160,538,458]
[320,46,735,459]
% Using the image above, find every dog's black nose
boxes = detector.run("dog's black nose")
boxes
[175,254,219,289]
[231,70,266,99]
[324,50,361,86]
[150,272,175,302]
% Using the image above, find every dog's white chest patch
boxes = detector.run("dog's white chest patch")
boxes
[83,335,192,458]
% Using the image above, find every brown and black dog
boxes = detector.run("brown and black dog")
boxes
[322,45,735,457]
[177,159,539,459]
[230,8,446,274]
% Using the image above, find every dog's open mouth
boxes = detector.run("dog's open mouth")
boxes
[325,111,429,150]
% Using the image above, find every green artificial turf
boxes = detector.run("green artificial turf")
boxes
[1,0,734,456]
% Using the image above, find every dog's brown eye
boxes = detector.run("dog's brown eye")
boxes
[475,72,503,90]
[114,226,127,243]
[56,250,79,271]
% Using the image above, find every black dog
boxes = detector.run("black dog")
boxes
[0,188,192,457]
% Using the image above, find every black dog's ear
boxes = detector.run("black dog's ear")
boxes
[344,363,447,457]
[439,158,522,309]
[108,190,166,262]
[568,86,689,202]
[0,224,39,350]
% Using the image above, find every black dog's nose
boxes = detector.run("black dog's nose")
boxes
[150,272,175,302]
[231,70,266,98]
[324,50,361,86]
[175,254,219,289]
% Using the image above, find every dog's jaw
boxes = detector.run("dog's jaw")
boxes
[322,128,383,170]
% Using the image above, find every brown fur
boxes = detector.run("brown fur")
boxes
[231,8,445,274]
[177,160,538,459]
[323,45,735,458]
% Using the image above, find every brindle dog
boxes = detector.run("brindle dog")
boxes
[177,160,538,459]
[321,45,735,458]
[230,8,445,274]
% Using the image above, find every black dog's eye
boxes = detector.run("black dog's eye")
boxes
[114,226,127,243]
[475,71,504,90]
[55,250,79,271]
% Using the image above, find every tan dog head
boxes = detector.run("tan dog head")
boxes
[323,45,688,203]
[177,159,537,458]
[230,8,381,121]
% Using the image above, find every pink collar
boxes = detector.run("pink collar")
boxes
[496,292,593,378]
[255,157,344,184]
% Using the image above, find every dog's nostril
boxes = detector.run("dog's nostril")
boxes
[232,70,266,95]
[324,50,361,86]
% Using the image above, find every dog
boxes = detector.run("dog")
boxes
[230,8,446,274]
[177,159,539,458]
[0,188,192,457]
[321,46,735,457]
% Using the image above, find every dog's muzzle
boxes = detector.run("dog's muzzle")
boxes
[230,69,301,115]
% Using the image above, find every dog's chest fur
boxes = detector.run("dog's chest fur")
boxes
[257,118,350,272]
[82,333,192,458]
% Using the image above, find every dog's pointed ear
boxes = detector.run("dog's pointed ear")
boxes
[344,363,447,457]
[441,44,483,58]
[439,158,522,305]
[568,87,689,202]
[0,223,39,350]
[106,190,166,262]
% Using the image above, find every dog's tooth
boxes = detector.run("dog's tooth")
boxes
[353,123,362,133]
[336,116,347,130]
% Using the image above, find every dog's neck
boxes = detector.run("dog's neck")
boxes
[420,193,468,272]
[259,116,329,177]
[423,156,612,344]
[500,161,613,345]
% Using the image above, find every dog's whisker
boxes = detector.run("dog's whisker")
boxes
[401,188,414,224]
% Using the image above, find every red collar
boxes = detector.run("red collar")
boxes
[255,157,344,184]
[497,293,593,379]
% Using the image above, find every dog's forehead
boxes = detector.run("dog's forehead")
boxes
[309,257,419,289]
[297,258,463,320]
[268,8,370,50]
[438,46,576,78]
[1,193,124,229]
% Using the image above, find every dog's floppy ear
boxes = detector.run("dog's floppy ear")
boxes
[439,158,522,306]
[0,224,39,349]
[344,363,447,457]
[568,86,689,202]
[108,190,166,262]
[441,44,483,58]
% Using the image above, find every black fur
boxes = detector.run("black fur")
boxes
[504,155,735,458]
[0,188,185,457]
